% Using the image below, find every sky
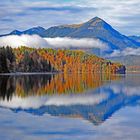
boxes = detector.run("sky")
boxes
[0,0,140,35]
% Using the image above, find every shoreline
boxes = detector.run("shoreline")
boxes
[0,72,127,76]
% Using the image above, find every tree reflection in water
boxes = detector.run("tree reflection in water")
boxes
[0,73,122,99]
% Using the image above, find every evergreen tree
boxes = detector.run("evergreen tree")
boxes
[0,47,9,73]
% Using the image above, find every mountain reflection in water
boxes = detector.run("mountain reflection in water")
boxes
[0,73,140,125]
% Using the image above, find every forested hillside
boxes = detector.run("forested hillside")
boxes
[0,46,125,74]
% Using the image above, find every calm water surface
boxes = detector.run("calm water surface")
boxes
[0,73,140,140]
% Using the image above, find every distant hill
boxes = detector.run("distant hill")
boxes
[108,55,140,72]
[0,17,140,51]
[0,26,46,37]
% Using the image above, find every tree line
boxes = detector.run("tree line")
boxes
[0,46,126,74]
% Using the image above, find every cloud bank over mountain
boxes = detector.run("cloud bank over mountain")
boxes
[44,37,108,50]
[0,35,108,50]
[110,47,140,57]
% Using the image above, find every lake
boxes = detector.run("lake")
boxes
[0,73,140,140]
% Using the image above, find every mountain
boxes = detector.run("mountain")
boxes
[45,17,140,50]
[0,17,140,51]
[22,26,46,36]
[129,36,140,43]
[10,30,22,35]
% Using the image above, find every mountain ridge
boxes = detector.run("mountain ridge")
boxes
[129,36,140,43]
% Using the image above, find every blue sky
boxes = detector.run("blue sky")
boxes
[0,0,140,35]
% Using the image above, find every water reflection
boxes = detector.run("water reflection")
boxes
[0,74,140,125]
[0,73,121,98]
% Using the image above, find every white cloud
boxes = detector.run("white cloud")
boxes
[110,47,140,57]
[0,35,108,50]
[44,37,108,50]
[0,35,48,48]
